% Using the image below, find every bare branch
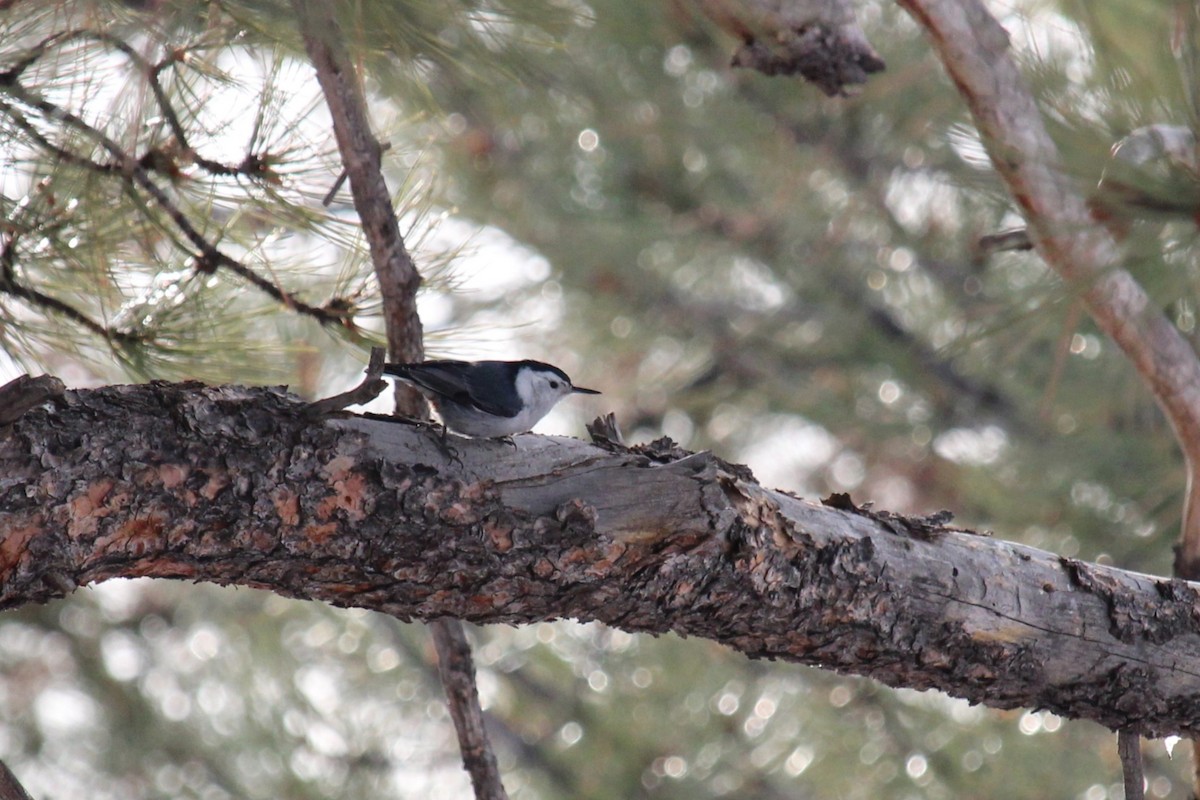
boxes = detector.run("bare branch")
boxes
[1118,731,1145,800]
[0,759,34,800]
[430,621,510,800]
[304,346,387,416]
[290,1,424,374]
[895,0,1200,576]
[0,373,63,426]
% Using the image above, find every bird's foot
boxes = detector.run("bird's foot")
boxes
[428,424,463,466]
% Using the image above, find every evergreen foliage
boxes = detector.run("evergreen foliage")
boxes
[1,0,1197,797]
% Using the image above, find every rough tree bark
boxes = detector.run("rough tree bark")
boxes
[694,0,885,95]
[895,0,1200,787]
[4,381,1200,738]
[291,4,505,797]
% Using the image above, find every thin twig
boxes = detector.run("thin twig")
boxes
[322,141,392,206]
[0,98,121,173]
[0,373,65,426]
[0,74,346,327]
[1,233,141,344]
[0,759,32,800]
[430,620,510,800]
[1039,301,1084,422]
[304,346,387,416]
[977,227,1034,255]
[1118,730,1145,800]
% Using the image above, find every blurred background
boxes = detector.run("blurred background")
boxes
[2,1,1198,797]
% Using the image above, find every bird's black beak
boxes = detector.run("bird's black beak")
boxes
[572,385,601,395]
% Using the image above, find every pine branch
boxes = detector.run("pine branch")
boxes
[0,64,348,328]
[2,29,275,180]
[0,232,142,345]
[6,380,1200,738]
[0,98,121,173]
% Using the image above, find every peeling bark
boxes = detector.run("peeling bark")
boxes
[4,382,1200,736]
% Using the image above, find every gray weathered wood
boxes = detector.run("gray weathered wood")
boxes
[2,381,1199,736]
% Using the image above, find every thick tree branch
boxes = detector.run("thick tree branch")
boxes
[894,0,1200,575]
[5,381,1200,737]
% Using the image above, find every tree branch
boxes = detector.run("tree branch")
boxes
[1118,730,1145,800]
[846,5,1200,784]
[0,759,33,800]
[289,5,493,797]
[6,381,1200,737]
[430,621,509,800]
[0,373,64,426]
[2,29,276,180]
[0,231,144,345]
[0,73,348,328]
[695,0,885,95]
[290,0,424,375]
[894,0,1200,578]
[303,346,387,416]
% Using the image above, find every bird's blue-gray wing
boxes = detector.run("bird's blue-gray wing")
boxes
[389,361,521,418]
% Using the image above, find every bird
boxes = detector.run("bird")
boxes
[382,359,600,440]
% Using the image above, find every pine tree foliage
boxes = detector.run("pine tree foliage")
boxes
[2,1,1199,798]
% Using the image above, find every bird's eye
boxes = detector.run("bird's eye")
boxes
[549,380,560,389]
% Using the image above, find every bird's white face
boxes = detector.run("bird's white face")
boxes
[515,367,579,422]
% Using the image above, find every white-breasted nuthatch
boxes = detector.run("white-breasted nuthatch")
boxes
[383,359,600,439]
